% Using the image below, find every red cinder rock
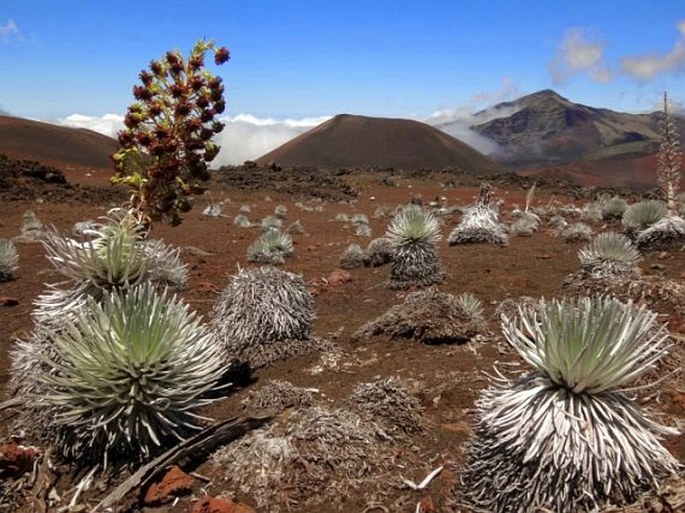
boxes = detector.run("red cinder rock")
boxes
[0,443,38,478]
[326,269,352,287]
[0,296,19,307]
[144,465,195,505]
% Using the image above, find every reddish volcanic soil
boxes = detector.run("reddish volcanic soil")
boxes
[521,151,685,191]
[0,165,683,512]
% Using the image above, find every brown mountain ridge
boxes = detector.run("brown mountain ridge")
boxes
[0,115,118,169]
[257,114,505,176]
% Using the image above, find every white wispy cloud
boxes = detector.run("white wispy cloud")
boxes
[56,112,330,166]
[59,113,124,138]
[0,19,22,43]
[549,27,613,84]
[427,79,520,155]
[621,20,685,80]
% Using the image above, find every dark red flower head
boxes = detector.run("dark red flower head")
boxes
[214,47,230,65]
[149,59,165,77]
[137,131,152,147]
[139,71,153,87]
[213,99,226,114]
[148,102,163,117]
[189,75,205,91]
[200,128,214,141]
[117,131,134,147]
[133,85,152,101]
[169,83,185,98]
[188,53,204,70]
[175,102,192,117]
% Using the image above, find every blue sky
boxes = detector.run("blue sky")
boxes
[1,1,684,163]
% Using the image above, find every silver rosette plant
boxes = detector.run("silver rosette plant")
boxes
[621,199,667,239]
[34,209,187,329]
[22,283,226,466]
[43,209,186,291]
[461,296,680,512]
[448,183,508,245]
[0,238,19,281]
[578,231,641,278]
[246,229,294,265]
[385,204,445,289]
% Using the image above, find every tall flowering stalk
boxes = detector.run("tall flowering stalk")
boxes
[657,92,682,216]
[111,40,230,226]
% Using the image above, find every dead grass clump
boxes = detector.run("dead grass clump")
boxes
[241,380,316,413]
[599,475,685,513]
[338,243,365,270]
[211,266,317,367]
[348,377,426,435]
[636,215,685,251]
[354,287,483,344]
[494,296,539,322]
[448,184,508,246]
[212,406,403,512]
[363,236,393,267]
[561,272,685,316]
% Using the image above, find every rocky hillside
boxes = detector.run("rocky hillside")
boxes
[437,89,684,170]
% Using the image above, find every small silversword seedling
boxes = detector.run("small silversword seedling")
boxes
[338,243,365,270]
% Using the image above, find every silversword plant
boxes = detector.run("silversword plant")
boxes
[28,283,226,466]
[578,232,641,278]
[385,204,445,289]
[0,239,18,281]
[461,296,679,512]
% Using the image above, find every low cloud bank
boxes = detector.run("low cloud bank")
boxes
[427,79,521,156]
[56,113,330,166]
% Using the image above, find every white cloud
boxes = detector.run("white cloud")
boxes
[56,112,330,166]
[59,113,124,138]
[0,19,22,42]
[215,114,330,165]
[621,20,685,80]
[549,28,613,84]
[427,79,520,155]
